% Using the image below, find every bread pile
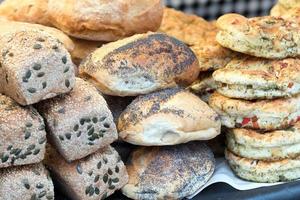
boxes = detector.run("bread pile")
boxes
[0,0,226,199]
[208,10,300,183]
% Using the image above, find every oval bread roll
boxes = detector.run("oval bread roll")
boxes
[80,33,200,96]
[118,88,221,146]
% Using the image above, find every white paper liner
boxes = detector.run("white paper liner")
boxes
[187,158,286,199]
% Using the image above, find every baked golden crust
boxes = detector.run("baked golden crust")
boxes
[70,38,104,65]
[79,32,200,96]
[209,92,300,131]
[159,8,235,71]
[0,0,51,25]
[122,143,215,199]
[118,88,221,146]
[213,57,300,99]
[47,0,164,41]
[216,13,300,58]
[225,149,300,182]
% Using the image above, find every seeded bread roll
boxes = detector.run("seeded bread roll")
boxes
[0,163,54,200]
[45,145,128,200]
[0,94,46,168]
[0,30,75,105]
[122,142,215,200]
[209,92,300,131]
[80,32,200,96]
[118,88,221,146]
[36,78,118,162]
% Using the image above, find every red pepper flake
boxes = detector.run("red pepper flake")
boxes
[288,82,294,88]
[252,116,258,122]
[231,19,239,25]
[253,121,259,129]
[297,116,300,122]
[242,118,251,126]
[279,62,288,69]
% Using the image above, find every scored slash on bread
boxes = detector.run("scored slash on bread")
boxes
[0,94,46,168]
[0,30,75,105]
[45,145,128,200]
[36,78,118,162]
[79,32,200,97]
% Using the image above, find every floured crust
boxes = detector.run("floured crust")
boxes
[79,32,200,96]
[159,8,235,71]
[226,122,300,161]
[47,0,164,41]
[209,92,300,130]
[213,57,300,99]
[36,78,118,161]
[122,142,215,199]
[226,149,300,183]
[118,88,221,146]
[45,145,128,200]
[216,13,300,58]
[0,163,54,200]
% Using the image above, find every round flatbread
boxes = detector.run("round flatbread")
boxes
[213,57,300,100]
[226,149,300,183]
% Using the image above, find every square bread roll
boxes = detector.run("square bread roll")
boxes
[45,145,128,200]
[36,78,118,161]
[0,94,46,168]
[0,164,54,200]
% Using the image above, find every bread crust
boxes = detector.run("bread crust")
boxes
[79,33,200,96]
[36,78,118,161]
[45,145,128,200]
[226,149,300,183]
[0,30,75,105]
[159,8,235,71]
[213,57,300,99]
[216,14,300,58]
[227,122,300,161]
[0,94,46,168]
[118,88,221,146]
[209,92,300,130]
[122,142,215,200]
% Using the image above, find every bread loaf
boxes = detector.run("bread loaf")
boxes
[0,164,54,200]
[0,94,46,168]
[122,142,215,200]
[118,87,221,146]
[0,0,164,41]
[80,32,200,96]
[45,145,128,200]
[36,78,118,161]
[0,30,75,105]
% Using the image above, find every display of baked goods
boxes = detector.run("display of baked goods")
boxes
[0,0,300,199]
[122,142,215,199]
[79,32,200,96]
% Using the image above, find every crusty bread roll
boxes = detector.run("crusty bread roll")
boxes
[0,17,74,53]
[80,32,200,96]
[122,142,215,200]
[0,30,75,105]
[36,78,118,162]
[45,145,128,200]
[118,87,221,146]
[0,164,54,200]
[0,0,164,41]
[0,94,46,168]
